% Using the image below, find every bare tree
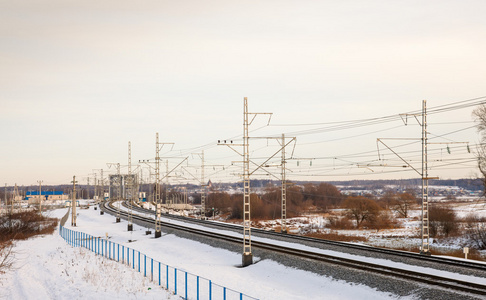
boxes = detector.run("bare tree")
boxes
[465,215,486,249]
[0,241,14,277]
[472,104,486,194]
[391,192,416,218]
[344,196,382,228]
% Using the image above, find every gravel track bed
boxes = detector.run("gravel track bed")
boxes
[106,205,485,299]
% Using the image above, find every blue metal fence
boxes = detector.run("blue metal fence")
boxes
[59,225,258,300]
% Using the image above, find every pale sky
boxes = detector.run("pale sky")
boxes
[1,1,486,186]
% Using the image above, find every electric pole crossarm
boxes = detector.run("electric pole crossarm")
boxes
[159,157,188,181]
[399,113,421,126]
[377,138,421,176]
[157,143,175,152]
[249,138,296,176]
[218,143,244,157]
[247,112,273,126]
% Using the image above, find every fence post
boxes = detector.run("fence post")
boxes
[144,255,146,277]
[151,258,153,281]
[158,262,161,286]
[166,265,169,289]
[118,244,120,262]
[175,268,177,295]
[224,287,226,300]
[197,276,200,300]
[209,280,212,300]
[185,272,188,300]
[138,252,140,273]
[132,249,135,269]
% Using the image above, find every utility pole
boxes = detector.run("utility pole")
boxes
[93,169,104,214]
[5,184,12,217]
[93,172,98,201]
[242,97,252,266]
[421,100,431,255]
[376,100,442,255]
[127,141,133,231]
[3,183,6,214]
[14,184,19,211]
[201,150,205,219]
[71,176,77,226]
[281,134,287,234]
[155,133,162,238]
[107,163,121,223]
[37,180,43,213]
[9,184,13,216]
[101,169,105,203]
[165,160,169,207]
[218,97,274,266]
[86,177,90,200]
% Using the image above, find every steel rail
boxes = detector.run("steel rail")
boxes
[103,201,486,297]
[122,200,486,272]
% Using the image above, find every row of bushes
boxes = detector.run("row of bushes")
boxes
[0,211,58,277]
[0,211,58,243]
[204,182,486,250]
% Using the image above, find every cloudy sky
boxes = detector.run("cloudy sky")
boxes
[1,1,486,186]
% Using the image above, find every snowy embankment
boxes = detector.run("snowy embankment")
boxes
[2,206,409,300]
[0,208,175,299]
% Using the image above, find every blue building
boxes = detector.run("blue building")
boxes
[26,191,68,202]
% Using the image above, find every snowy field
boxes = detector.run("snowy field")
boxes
[0,206,415,300]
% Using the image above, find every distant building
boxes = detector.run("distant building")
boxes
[26,191,69,204]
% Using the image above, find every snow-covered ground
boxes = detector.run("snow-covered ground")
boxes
[0,206,411,300]
[3,199,486,300]
[252,199,486,256]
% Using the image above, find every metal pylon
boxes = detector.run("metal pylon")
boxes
[200,150,206,219]
[242,97,253,266]
[155,133,162,238]
[281,134,288,234]
[421,100,431,255]
[71,176,77,226]
[127,141,133,231]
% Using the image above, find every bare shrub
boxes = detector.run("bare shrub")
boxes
[0,211,58,243]
[0,241,14,276]
[326,215,354,230]
[429,205,458,238]
[391,192,416,218]
[344,197,382,228]
[464,214,486,250]
[365,210,400,231]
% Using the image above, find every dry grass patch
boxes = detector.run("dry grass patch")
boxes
[0,211,58,243]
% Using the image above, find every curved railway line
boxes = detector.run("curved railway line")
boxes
[102,200,486,298]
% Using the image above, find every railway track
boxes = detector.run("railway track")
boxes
[102,200,486,298]
[121,200,486,273]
